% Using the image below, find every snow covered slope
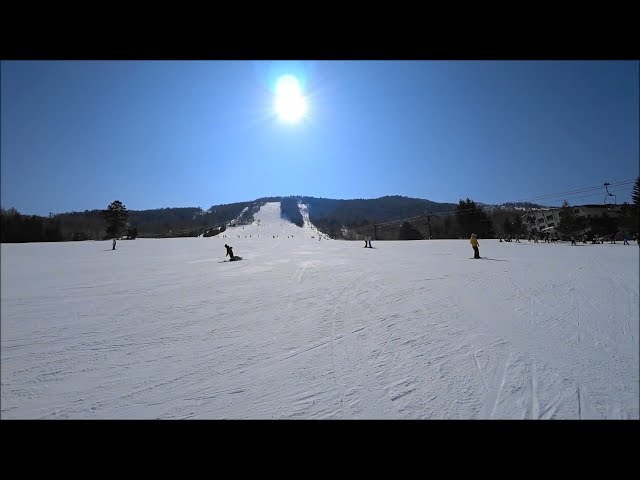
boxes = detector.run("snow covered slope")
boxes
[222,201,327,240]
[1,203,638,419]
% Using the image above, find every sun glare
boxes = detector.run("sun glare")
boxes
[274,75,308,123]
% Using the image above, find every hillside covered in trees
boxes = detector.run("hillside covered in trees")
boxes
[2,182,638,243]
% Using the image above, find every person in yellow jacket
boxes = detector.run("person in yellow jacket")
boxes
[470,233,480,259]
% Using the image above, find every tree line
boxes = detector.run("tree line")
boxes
[2,179,638,243]
[0,200,261,242]
[0,208,64,243]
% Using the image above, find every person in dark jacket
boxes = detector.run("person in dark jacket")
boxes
[225,244,235,260]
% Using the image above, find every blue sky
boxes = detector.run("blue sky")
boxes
[1,60,638,216]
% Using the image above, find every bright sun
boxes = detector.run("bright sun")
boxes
[274,75,308,123]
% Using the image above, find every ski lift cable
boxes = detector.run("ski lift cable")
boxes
[508,179,634,203]
[510,182,633,204]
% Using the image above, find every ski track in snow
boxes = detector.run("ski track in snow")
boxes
[1,202,638,419]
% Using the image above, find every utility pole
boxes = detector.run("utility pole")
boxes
[423,209,433,239]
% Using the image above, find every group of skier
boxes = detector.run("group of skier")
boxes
[220,230,637,264]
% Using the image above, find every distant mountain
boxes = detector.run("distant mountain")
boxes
[32,195,457,240]
[497,201,549,210]
[10,195,553,242]
[297,195,457,238]
[6,191,635,243]
[207,194,460,238]
[481,201,549,213]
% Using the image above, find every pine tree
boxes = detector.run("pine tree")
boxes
[558,200,587,237]
[632,177,640,207]
[102,200,129,239]
[455,198,494,238]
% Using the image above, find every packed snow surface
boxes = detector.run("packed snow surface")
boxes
[2,202,638,419]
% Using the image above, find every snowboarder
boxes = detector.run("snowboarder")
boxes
[112,238,116,250]
[470,233,480,259]
[225,244,237,261]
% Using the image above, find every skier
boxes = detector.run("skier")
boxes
[470,233,480,259]
[112,238,116,250]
